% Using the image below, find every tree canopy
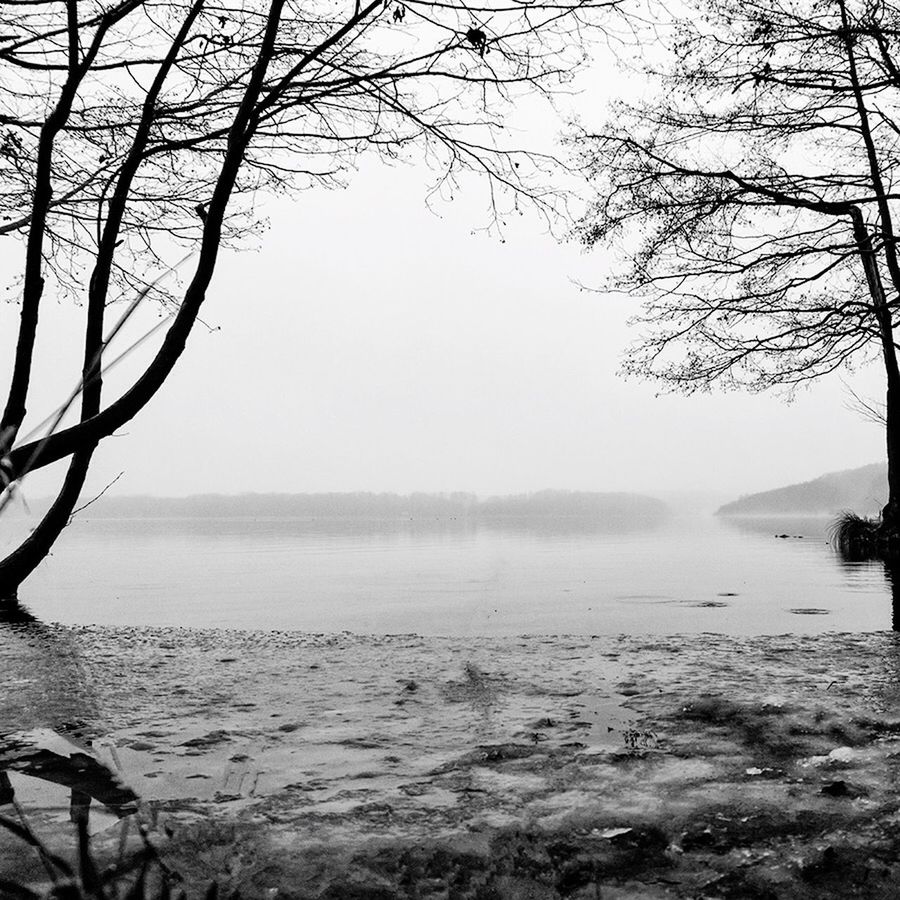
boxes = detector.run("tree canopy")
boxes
[0,0,610,593]
[578,0,900,392]
[578,0,900,527]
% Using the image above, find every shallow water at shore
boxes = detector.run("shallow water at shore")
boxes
[5,512,896,634]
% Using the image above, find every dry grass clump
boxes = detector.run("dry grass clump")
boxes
[829,511,882,559]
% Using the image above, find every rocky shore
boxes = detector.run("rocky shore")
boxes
[3,626,900,897]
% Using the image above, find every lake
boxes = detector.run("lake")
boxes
[6,512,898,634]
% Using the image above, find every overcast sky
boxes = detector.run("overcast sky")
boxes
[0,118,887,505]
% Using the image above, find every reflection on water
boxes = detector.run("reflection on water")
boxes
[0,617,138,835]
[0,602,39,626]
[1,729,138,827]
[879,556,900,632]
[26,511,669,540]
[821,526,900,632]
[715,515,827,540]
[6,512,900,634]
[0,616,99,730]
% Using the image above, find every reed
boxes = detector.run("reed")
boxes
[0,812,226,900]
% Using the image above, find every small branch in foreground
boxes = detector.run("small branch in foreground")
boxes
[68,470,124,524]
[844,381,887,425]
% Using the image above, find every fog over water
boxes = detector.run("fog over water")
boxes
[0,161,887,507]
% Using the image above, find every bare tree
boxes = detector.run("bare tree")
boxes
[0,0,612,598]
[577,0,900,534]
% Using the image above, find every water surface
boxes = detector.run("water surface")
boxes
[6,513,896,634]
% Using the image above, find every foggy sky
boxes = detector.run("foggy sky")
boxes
[0,157,886,506]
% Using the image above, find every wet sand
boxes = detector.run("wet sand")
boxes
[4,626,900,897]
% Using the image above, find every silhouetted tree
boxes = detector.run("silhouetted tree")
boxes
[0,0,611,597]
[578,0,900,536]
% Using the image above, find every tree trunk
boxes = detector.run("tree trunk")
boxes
[884,377,900,532]
[841,13,900,538]
[850,208,900,534]
[0,0,286,600]
[0,448,95,600]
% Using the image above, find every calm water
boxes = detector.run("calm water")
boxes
[5,513,898,634]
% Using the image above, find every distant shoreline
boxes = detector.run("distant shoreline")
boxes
[8,489,669,521]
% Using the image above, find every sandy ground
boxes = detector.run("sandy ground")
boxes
[4,625,900,897]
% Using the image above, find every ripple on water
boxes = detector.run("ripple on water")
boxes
[615,595,680,605]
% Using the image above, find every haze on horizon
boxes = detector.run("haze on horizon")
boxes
[0,105,887,508]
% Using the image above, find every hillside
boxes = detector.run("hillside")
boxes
[717,463,887,516]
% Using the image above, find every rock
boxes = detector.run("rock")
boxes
[596,827,633,839]
[821,780,848,797]
[180,730,231,749]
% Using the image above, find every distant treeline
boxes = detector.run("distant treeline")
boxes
[38,489,668,521]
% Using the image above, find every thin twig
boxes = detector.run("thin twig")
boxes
[68,471,125,523]
[843,380,887,425]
